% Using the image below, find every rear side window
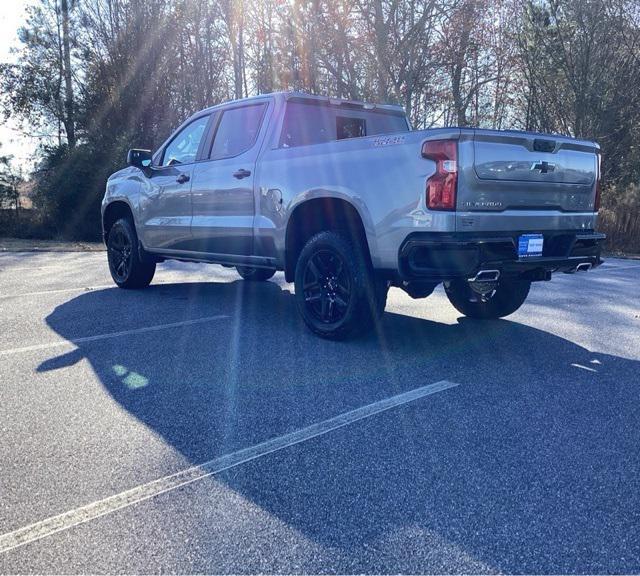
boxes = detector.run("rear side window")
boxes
[280,105,333,148]
[210,103,267,160]
[280,102,408,148]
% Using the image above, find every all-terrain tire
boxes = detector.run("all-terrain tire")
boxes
[236,266,276,281]
[294,231,387,339]
[107,217,156,289]
[444,277,531,319]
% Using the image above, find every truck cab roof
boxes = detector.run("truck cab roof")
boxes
[200,91,406,117]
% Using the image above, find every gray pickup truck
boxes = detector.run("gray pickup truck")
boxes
[102,91,604,338]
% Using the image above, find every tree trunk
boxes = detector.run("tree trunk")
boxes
[372,0,390,101]
[60,0,76,148]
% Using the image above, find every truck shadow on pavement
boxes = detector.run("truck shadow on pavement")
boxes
[40,277,640,572]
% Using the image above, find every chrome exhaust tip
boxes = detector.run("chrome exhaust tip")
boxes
[469,269,501,283]
[576,263,592,272]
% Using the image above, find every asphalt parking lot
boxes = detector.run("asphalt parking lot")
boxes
[0,251,639,573]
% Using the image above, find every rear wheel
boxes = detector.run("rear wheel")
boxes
[107,218,156,289]
[236,266,276,281]
[444,277,531,319]
[294,231,387,339]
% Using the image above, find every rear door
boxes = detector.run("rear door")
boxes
[457,130,599,213]
[190,101,270,255]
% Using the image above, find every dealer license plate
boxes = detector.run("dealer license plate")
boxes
[518,234,544,258]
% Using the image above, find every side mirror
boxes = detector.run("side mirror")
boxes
[127,149,152,168]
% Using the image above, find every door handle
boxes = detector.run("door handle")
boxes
[176,174,190,184]
[233,168,251,179]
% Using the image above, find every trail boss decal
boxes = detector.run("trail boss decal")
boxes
[372,136,406,147]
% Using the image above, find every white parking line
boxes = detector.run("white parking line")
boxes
[0,379,459,554]
[604,264,640,271]
[0,315,229,357]
[0,285,115,300]
[0,278,223,300]
[0,259,104,273]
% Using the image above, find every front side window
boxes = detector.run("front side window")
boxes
[210,103,267,160]
[162,115,209,166]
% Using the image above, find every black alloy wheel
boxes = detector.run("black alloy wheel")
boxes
[236,266,276,281]
[302,248,352,325]
[444,277,531,319]
[108,224,133,283]
[294,230,386,339]
[107,217,156,289]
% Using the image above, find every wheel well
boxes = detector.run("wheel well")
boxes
[285,198,370,282]
[103,201,133,244]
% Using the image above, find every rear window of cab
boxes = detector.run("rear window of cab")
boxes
[280,101,408,148]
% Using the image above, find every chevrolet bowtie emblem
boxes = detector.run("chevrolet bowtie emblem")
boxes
[531,160,556,173]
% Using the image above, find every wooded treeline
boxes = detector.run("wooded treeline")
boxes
[1,0,639,249]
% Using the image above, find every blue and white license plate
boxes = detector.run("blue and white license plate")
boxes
[518,234,544,258]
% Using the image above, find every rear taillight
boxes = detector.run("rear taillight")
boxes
[594,153,602,212]
[422,139,457,210]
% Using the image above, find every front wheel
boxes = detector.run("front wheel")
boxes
[294,231,386,339]
[236,266,276,281]
[444,277,531,319]
[107,218,156,289]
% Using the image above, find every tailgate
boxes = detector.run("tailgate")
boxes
[458,130,598,212]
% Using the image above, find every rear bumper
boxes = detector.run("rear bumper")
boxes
[399,230,605,281]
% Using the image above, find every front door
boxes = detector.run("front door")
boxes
[190,102,269,256]
[139,114,210,251]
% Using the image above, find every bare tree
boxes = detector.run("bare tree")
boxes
[60,0,76,147]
